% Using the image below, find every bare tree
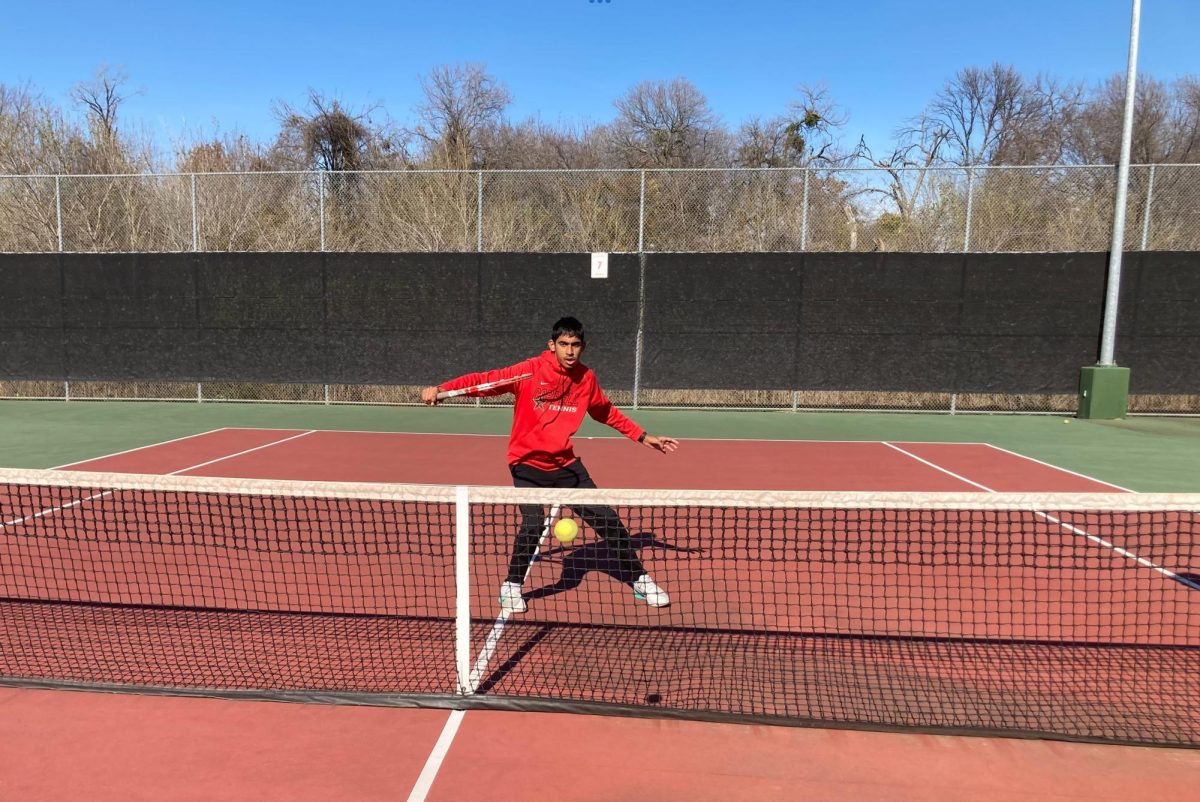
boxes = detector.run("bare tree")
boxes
[899,64,1081,167]
[65,66,159,175]
[735,85,848,168]
[273,90,397,172]
[479,119,611,169]
[609,78,729,167]
[1067,74,1200,164]
[175,131,274,173]
[411,63,512,168]
[857,113,951,222]
[71,66,131,143]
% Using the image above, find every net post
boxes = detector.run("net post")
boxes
[454,485,473,696]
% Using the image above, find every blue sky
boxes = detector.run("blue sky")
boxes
[3,0,1197,157]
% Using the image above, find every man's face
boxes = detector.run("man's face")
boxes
[548,334,585,370]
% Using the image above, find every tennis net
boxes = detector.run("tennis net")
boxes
[1,467,1198,746]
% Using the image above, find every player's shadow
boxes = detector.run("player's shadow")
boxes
[524,533,701,599]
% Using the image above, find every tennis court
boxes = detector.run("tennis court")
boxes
[2,416,1198,800]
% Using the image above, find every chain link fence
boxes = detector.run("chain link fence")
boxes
[2,166,1196,414]
[3,165,1199,254]
[1,379,1191,416]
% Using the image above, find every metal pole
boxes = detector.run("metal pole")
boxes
[1139,163,1155,251]
[800,168,810,251]
[477,170,484,252]
[634,171,648,410]
[633,253,645,410]
[54,176,63,252]
[637,170,646,252]
[318,171,326,252]
[1098,0,1142,366]
[190,174,199,251]
[963,167,975,252]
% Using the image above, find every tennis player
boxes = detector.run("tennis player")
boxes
[421,316,679,612]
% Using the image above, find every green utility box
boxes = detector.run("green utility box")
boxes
[1077,365,1131,419]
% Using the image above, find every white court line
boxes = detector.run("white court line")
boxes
[187,426,990,446]
[52,428,230,470]
[4,430,316,530]
[882,441,1195,587]
[406,709,465,802]
[980,442,1134,492]
[165,430,316,475]
[880,442,992,491]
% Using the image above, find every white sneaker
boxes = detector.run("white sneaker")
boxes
[499,581,527,613]
[632,574,670,607]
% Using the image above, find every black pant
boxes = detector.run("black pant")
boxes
[506,460,645,584]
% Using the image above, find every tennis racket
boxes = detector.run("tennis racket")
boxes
[435,372,533,401]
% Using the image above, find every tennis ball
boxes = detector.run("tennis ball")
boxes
[553,517,579,543]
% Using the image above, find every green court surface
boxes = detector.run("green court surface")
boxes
[1,400,1197,492]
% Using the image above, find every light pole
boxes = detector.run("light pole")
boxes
[1079,0,1141,419]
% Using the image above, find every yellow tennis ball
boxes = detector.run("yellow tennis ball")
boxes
[553,517,579,543]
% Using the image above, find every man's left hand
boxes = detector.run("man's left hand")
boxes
[642,435,679,454]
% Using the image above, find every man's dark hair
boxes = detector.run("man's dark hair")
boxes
[551,316,585,342]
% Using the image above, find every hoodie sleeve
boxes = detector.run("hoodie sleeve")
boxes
[587,383,645,442]
[438,359,536,397]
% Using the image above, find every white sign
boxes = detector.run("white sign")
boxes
[590,252,608,279]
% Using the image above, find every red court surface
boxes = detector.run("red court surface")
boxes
[4,428,1198,801]
[61,428,1117,492]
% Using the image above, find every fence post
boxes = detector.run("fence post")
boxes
[637,170,646,252]
[1139,164,1156,251]
[800,168,810,251]
[477,170,484,252]
[633,253,645,410]
[54,176,64,253]
[963,167,975,252]
[190,174,199,252]
[634,170,648,410]
[318,171,326,252]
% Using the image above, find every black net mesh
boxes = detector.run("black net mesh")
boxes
[2,470,1198,745]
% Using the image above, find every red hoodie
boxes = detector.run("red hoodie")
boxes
[437,350,645,470]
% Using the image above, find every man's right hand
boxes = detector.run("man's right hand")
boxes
[421,386,441,406]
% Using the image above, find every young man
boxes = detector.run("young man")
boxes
[421,316,679,613]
